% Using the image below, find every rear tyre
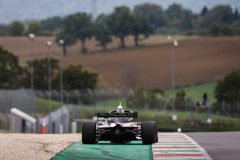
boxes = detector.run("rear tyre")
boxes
[82,122,97,144]
[141,121,157,144]
[155,123,158,143]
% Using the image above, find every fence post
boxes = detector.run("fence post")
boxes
[71,121,77,133]
[59,124,63,134]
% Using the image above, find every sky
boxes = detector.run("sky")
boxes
[0,0,239,24]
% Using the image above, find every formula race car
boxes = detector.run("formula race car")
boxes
[82,103,158,144]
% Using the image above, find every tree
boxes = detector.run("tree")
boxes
[94,15,112,50]
[132,14,153,46]
[215,70,240,103]
[107,6,133,48]
[180,10,194,30]
[64,13,93,53]
[175,89,186,111]
[214,70,240,116]
[0,25,10,36]
[166,3,184,20]
[27,21,43,35]
[56,65,98,90]
[126,89,148,109]
[9,21,24,36]
[148,88,165,109]
[209,23,221,36]
[0,47,22,88]
[133,3,166,28]
[165,3,194,30]
[200,5,234,28]
[41,16,64,32]
[234,8,239,20]
[126,88,165,109]
[23,58,59,90]
[231,21,240,35]
[55,29,76,56]
[221,25,234,36]
[201,6,208,16]
[213,5,234,24]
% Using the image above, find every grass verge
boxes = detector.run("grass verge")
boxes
[166,82,217,104]
[35,98,60,114]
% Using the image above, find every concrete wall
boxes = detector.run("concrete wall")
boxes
[10,113,35,133]
[38,107,69,134]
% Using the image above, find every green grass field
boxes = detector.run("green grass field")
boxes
[35,97,125,114]
[35,98,60,114]
[35,82,217,113]
[166,82,217,104]
[140,35,198,46]
[35,82,217,114]
[90,82,218,108]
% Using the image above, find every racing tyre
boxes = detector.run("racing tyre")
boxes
[155,123,158,143]
[141,121,157,144]
[82,122,97,144]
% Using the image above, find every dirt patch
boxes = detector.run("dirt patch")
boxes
[0,133,81,160]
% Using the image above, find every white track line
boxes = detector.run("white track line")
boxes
[153,133,212,160]
[183,134,212,160]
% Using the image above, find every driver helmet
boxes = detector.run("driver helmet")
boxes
[116,102,124,113]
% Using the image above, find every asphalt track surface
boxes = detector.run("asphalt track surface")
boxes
[50,132,240,160]
[52,133,212,160]
[187,132,240,160]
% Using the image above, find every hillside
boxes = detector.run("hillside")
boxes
[65,37,240,89]
[0,36,240,89]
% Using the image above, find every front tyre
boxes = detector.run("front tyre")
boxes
[141,121,157,144]
[82,122,97,144]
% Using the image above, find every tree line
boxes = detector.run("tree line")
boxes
[0,46,98,90]
[55,6,153,53]
[1,3,240,52]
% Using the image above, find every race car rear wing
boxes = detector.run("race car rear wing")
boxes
[97,112,138,118]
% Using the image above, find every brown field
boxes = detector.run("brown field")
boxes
[0,35,193,63]
[0,36,240,89]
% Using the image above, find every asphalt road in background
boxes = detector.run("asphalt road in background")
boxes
[187,132,240,160]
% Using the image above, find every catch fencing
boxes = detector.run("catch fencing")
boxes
[34,88,132,105]
[0,89,35,113]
